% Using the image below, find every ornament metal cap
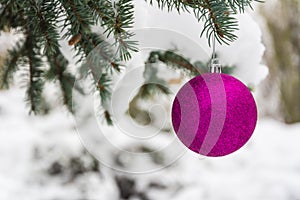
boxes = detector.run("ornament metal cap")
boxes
[209,58,222,73]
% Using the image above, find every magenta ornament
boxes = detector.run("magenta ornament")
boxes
[171,73,257,157]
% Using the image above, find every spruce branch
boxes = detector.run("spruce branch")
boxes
[0,41,25,89]
[199,0,238,45]
[79,34,118,102]
[46,51,82,113]
[147,0,262,45]
[57,0,119,120]
[58,0,93,37]
[131,51,194,101]
[79,37,117,125]
[28,0,61,56]
[138,83,171,99]
[24,35,45,114]
[137,50,235,99]
[148,50,200,76]
[96,0,138,61]
[113,0,138,60]
[87,0,111,23]
[0,0,261,124]
[96,73,112,105]
[0,0,24,30]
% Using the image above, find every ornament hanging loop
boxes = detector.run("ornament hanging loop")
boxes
[210,58,222,73]
[209,34,222,73]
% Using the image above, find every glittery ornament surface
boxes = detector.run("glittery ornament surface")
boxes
[172,73,257,157]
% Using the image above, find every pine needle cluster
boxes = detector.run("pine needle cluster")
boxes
[0,0,261,124]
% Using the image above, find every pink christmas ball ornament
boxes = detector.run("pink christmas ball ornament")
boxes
[171,73,257,157]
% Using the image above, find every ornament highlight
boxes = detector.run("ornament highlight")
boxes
[171,73,257,157]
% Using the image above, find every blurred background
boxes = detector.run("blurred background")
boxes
[1,0,300,199]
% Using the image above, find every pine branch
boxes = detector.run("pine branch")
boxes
[133,60,172,100]
[199,0,238,45]
[57,0,118,120]
[58,0,93,37]
[78,33,119,70]
[27,0,83,112]
[24,36,44,114]
[96,73,112,105]
[226,0,264,13]
[135,50,197,99]
[148,0,189,11]
[113,0,138,60]
[87,0,112,25]
[148,50,200,76]
[87,0,138,60]
[79,34,118,103]
[94,72,114,124]
[0,41,25,89]
[0,0,261,123]
[28,0,61,56]
[0,0,24,30]
[136,50,235,101]
[0,0,120,121]
[138,83,171,99]
[46,51,83,113]
[79,37,116,125]
[58,0,95,60]
[100,0,138,61]
[147,0,261,45]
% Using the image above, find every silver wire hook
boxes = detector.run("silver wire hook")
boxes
[209,33,222,73]
[212,33,216,59]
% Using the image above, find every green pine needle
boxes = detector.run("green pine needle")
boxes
[0,0,262,120]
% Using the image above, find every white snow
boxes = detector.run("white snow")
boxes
[1,1,298,200]
[1,87,300,200]
[0,31,23,54]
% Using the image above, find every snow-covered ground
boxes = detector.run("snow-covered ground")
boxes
[1,87,300,200]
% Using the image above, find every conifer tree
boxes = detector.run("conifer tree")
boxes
[0,0,261,124]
